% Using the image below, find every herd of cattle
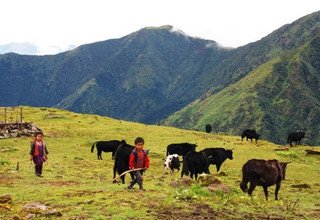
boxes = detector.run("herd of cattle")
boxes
[91,129,305,200]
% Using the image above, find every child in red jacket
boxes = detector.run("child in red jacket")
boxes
[127,137,150,191]
[29,131,49,177]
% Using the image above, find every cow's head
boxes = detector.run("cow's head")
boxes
[299,131,306,138]
[227,148,234,160]
[280,161,290,180]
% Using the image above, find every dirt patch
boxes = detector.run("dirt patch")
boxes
[45,180,81,187]
[291,183,311,189]
[154,203,219,219]
[169,178,194,188]
[64,190,104,198]
[0,175,16,185]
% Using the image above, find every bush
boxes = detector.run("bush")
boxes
[0,157,10,166]
[276,151,299,158]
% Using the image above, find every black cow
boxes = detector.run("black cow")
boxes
[164,154,180,174]
[181,151,210,180]
[200,148,233,172]
[205,124,212,133]
[287,131,305,147]
[113,141,135,184]
[166,143,197,158]
[91,140,125,160]
[240,159,289,200]
[241,129,260,143]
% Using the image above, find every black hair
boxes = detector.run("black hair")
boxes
[134,137,144,145]
[34,131,43,137]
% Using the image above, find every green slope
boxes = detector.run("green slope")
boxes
[164,36,320,145]
[0,106,320,219]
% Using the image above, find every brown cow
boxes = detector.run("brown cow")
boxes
[240,159,289,200]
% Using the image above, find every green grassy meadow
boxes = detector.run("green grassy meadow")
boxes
[1,107,320,219]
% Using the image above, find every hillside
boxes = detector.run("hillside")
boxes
[164,36,320,145]
[0,107,319,219]
[0,25,230,124]
[163,12,320,145]
[1,11,320,144]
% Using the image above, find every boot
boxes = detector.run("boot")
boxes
[139,182,146,191]
[127,180,135,189]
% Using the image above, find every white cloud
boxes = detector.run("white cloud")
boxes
[0,0,320,54]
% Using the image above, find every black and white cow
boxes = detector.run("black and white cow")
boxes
[164,154,180,174]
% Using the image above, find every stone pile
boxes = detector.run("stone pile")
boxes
[0,123,41,139]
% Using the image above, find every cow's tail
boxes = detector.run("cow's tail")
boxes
[91,142,96,153]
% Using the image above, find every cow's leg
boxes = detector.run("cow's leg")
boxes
[275,182,281,200]
[290,140,293,147]
[216,163,221,172]
[111,152,115,160]
[121,175,125,184]
[112,165,117,183]
[263,186,269,200]
[248,181,257,196]
[195,173,198,180]
[250,138,253,143]
[98,150,102,160]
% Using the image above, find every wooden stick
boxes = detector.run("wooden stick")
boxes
[112,168,146,184]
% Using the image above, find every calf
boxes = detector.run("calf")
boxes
[164,154,180,174]
[241,129,260,143]
[166,143,197,158]
[181,151,210,180]
[91,140,125,160]
[113,141,135,184]
[200,148,233,172]
[287,131,305,147]
[240,159,289,200]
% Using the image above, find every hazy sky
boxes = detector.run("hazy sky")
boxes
[1,0,320,54]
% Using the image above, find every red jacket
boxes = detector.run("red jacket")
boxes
[129,149,150,169]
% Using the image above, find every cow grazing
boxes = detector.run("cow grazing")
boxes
[287,131,305,147]
[181,151,210,180]
[113,141,135,184]
[205,124,212,133]
[241,129,260,143]
[166,143,197,158]
[240,159,290,200]
[200,148,233,172]
[91,140,125,160]
[164,154,180,174]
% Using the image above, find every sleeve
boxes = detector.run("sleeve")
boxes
[144,154,150,169]
[30,142,35,155]
[129,153,135,169]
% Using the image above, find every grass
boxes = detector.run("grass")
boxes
[0,106,320,219]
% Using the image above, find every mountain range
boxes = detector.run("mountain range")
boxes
[1,11,320,145]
